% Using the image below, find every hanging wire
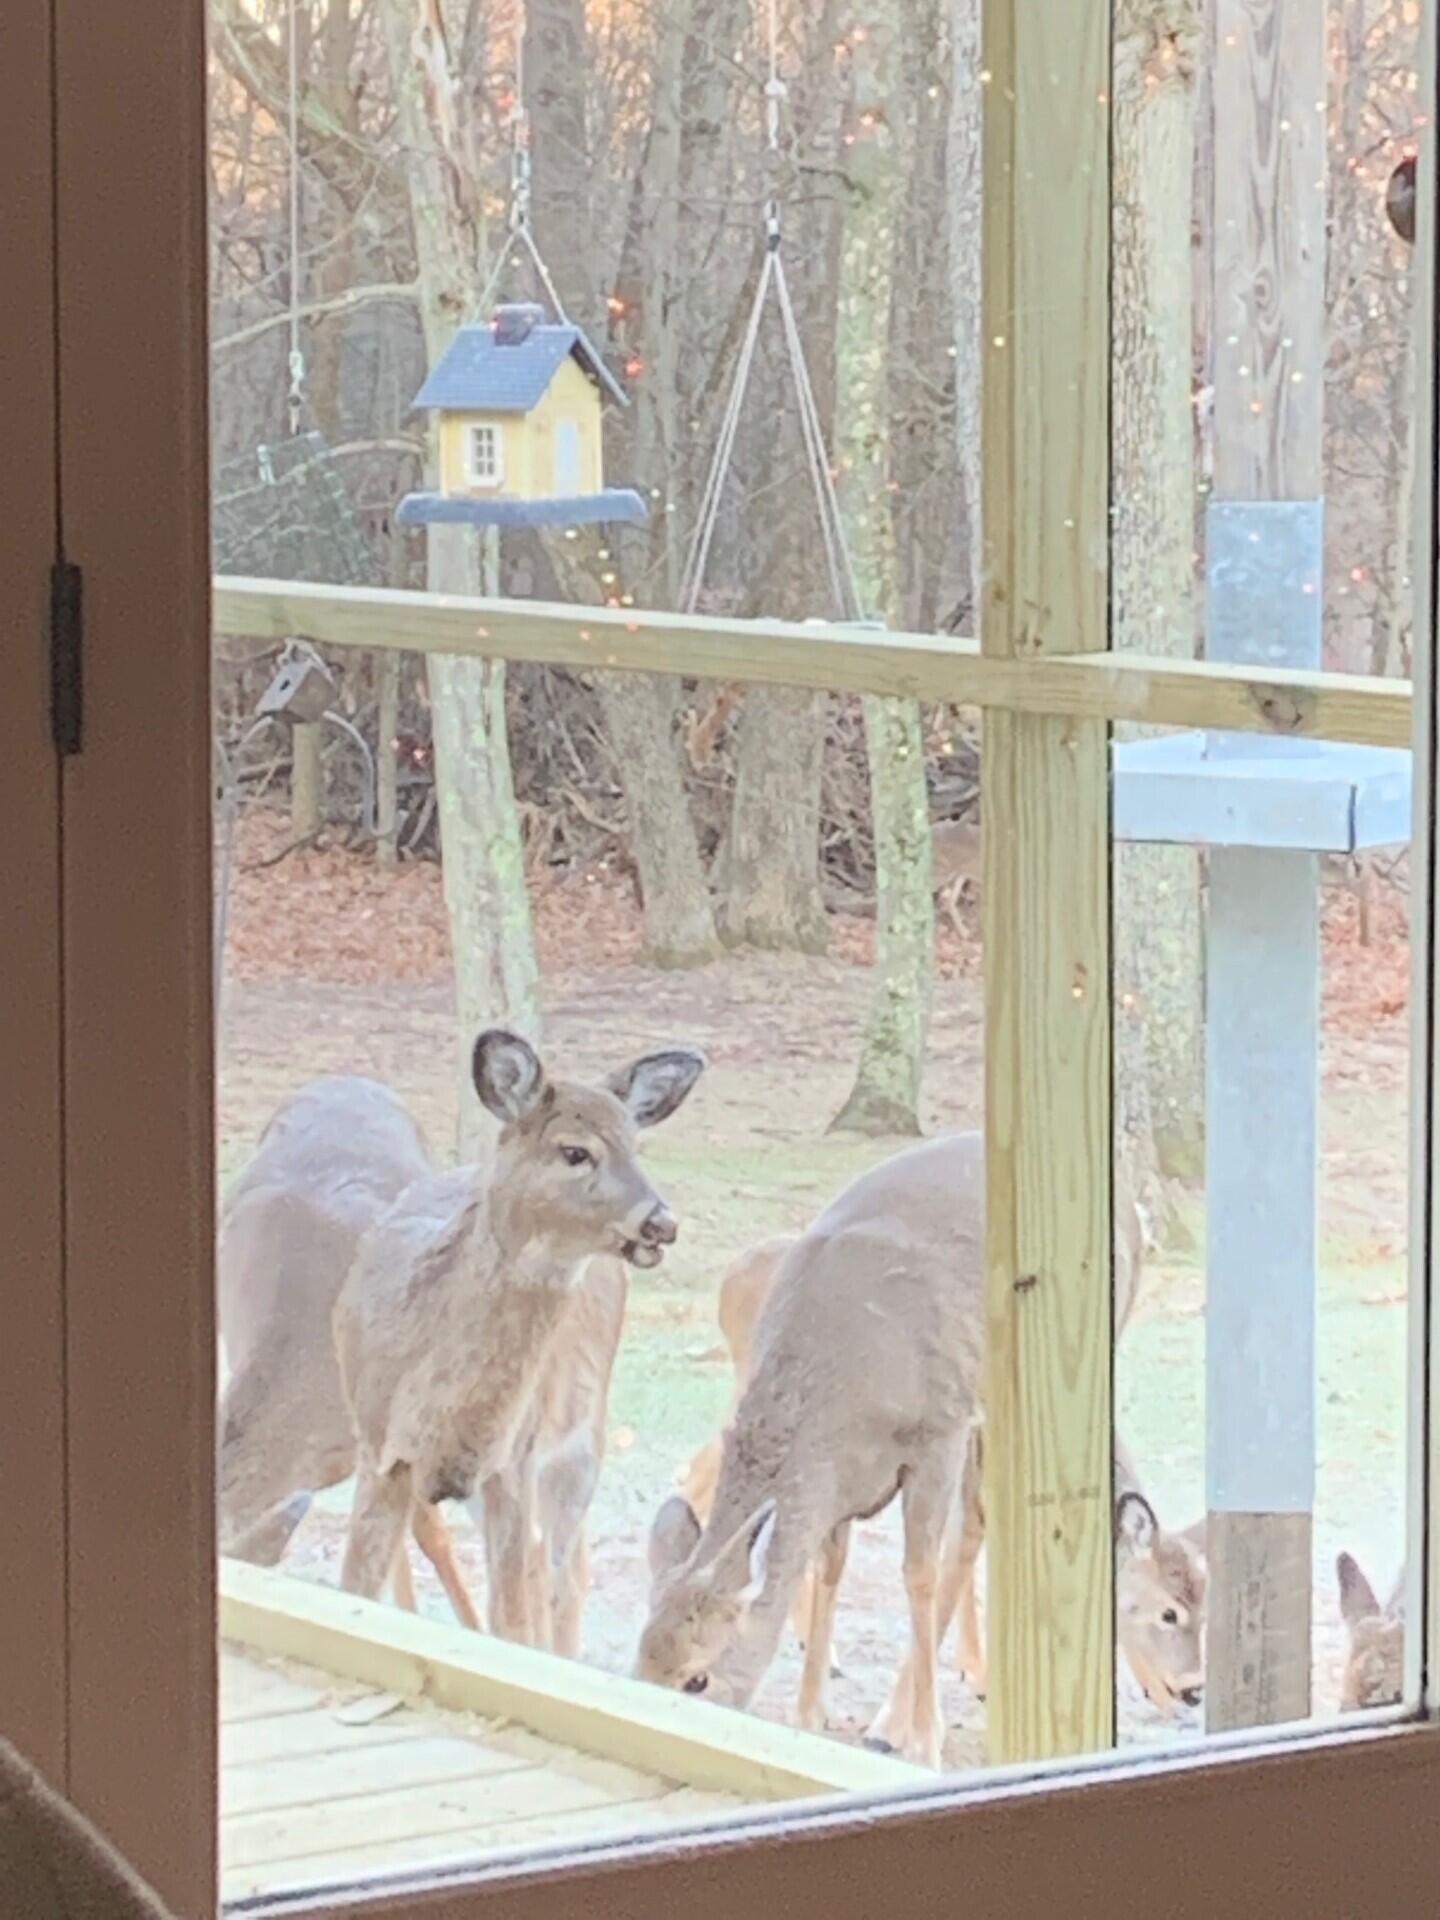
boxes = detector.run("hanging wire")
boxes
[679,0,864,623]
[286,0,306,434]
[472,3,570,324]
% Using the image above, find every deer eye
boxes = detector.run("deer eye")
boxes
[560,1145,594,1169]
[1161,1607,1179,1627]
[683,1673,709,1695]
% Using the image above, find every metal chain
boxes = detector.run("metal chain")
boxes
[286,0,306,435]
[680,0,865,622]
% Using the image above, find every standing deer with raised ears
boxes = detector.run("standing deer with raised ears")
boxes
[217,1033,701,1635]
[333,1031,703,1603]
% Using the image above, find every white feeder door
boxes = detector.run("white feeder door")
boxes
[553,419,582,494]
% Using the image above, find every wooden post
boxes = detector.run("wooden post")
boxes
[290,720,322,840]
[981,0,1114,1762]
[375,652,400,868]
[1204,0,1327,1731]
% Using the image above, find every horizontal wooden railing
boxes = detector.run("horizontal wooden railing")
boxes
[214,576,1412,750]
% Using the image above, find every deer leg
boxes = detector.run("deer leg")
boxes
[476,1469,533,1642]
[797,1522,850,1732]
[891,1462,954,1768]
[551,1528,588,1660]
[217,1349,335,1564]
[341,1460,414,1600]
[950,1433,987,1694]
[390,1540,417,1612]
[411,1500,481,1631]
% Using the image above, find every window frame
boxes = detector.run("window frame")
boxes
[468,422,503,488]
[30,0,1440,1913]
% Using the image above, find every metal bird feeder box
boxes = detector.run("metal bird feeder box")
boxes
[255,640,336,725]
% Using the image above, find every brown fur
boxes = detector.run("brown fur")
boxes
[1337,1551,1404,1711]
[333,1034,703,1604]
[651,1146,1197,1753]
[217,1039,700,1643]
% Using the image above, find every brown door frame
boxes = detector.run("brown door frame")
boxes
[0,0,67,1791]
[52,0,216,1911]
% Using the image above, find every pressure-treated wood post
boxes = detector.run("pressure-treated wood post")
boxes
[981,0,1115,1762]
[290,721,322,840]
[1204,0,1326,1732]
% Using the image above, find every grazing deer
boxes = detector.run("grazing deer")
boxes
[640,1134,986,1766]
[334,1031,703,1607]
[641,1135,1190,1760]
[1336,1551,1404,1711]
[931,818,981,938]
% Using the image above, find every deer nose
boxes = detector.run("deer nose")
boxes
[1180,1685,1202,1708]
[639,1204,677,1247]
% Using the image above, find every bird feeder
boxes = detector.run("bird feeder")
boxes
[255,639,336,724]
[397,303,647,531]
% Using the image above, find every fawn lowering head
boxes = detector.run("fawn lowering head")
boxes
[1115,1491,1207,1713]
[636,1494,779,1705]
[1337,1551,1404,1711]
[473,1030,705,1270]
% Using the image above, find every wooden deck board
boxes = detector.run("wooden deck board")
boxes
[222,1703,435,1769]
[219,1645,738,1900]
[222,1733,535,1819]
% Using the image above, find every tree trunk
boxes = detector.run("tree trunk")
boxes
[1112,1,1204,1210]
[428,526,540,1156]
[830,2,933,1137]
[535,0,721,968]
[717,686,830,953]
[382,0,540,1154]
[947,0,982,621]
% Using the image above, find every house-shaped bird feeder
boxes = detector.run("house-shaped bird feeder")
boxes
[397,303,647,531]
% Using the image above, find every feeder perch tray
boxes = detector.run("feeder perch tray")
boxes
[396,489,648,530]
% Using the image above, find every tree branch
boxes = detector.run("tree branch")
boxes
[213,281,419,352]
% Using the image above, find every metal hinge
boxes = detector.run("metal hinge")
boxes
[50,561,83,756]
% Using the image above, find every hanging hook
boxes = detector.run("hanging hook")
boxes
[287,347,307,437]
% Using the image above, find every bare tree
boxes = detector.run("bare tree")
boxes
[830,1,934,1136]
[1111,0,1204,1208]
[381,0,540,1153]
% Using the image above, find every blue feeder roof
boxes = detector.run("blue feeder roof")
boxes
[412,313,628,414]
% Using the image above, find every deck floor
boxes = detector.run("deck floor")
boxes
[220,1646,742,1903]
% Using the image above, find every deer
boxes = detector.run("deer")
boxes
[931,818,981,938]
[332,1031,703,1606]
[1336,1551,1404,1711]
[217,1032,700,1641]
[469,1253,628,1656]
[640,1134,1201,1763]
[683,1232,1204,1722]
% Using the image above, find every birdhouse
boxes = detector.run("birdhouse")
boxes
[255,639,336,724]
[396,303,647,530]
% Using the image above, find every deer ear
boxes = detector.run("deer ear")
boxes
[472,1030,546,1123]
[709,1498,778,1605]
[1115,1490,1157,1556]
[648,1495,702,1585]
[608,1048,706,1127]
[1337,1551,1381,1627]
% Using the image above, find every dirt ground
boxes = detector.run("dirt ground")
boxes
[218,817,1413,1773]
